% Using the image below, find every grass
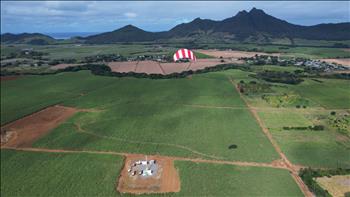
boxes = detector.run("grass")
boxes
[1,150,302,197]
[290,78,350,109]
[258,110,350,168]
[0,71,115,125]
[1,149,124,197]
[2,70,279,162]
[174,161,303,197]
[34,106,279,162]
[1,44,174,60]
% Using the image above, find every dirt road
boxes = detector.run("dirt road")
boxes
[1,146,291,170]
[229,77,313,197]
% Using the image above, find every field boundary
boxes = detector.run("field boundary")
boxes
[1,147,292,170]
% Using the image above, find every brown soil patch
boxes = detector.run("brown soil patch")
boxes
[196,49,280,58]
[136,61,164,74]
[108,61,138,73]
[321,58,350,67]
[0,76,19,82]
[1,105,78,147]
[117,154,180,194]
[50,63,82,70]
[189,59,223,71]
[108,59,235,75]
[161,62,190,74]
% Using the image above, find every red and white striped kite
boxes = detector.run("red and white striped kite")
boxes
[173,49,196,62]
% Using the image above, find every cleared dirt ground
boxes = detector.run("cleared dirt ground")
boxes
[109,61,138,72]
[135,61,164,74]
[107,59,239,74]
[161,62,189,74]
[1,105,78,147]
[117,154,180,194]
[321,58,350,67]
[196,49,280,58]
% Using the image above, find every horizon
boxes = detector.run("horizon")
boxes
[1,1,349,34]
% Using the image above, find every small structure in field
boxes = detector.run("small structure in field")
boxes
[128,159,158,178]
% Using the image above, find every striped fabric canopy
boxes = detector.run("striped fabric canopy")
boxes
[173,48,196,62]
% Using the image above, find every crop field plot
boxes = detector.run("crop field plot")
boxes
[1,150,304,197]
[175,161,303,196]
[258,110,350,168]
[290,78,350,109]
[0,150,124,197]
[34,105,279,162]
[1,105,77,147]
[1,63,349,196]
[1,71,279,162]
[0,71,115,125]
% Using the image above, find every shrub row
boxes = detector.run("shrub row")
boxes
[253,70,304,84]
[283,125,324,131]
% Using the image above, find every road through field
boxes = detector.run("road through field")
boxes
[229,77,313,197]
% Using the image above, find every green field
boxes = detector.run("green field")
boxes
[290,78,350,109]
[1,44,173,60]
[175,161,303,196]
[2,71,279,162]
[0,150,303,197]
[258,110,350,168]
[2,62,349,195]
[1,150,124,197]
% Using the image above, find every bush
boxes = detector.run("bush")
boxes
[330,111,336,116]
[255,70,303,84]
[283,125,324,131]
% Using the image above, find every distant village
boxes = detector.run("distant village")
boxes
[240,55,349,72]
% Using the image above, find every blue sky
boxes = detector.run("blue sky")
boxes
[1,1,349,33]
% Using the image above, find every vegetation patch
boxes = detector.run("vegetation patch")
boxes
[176,161,304,196]
[253,70,303,84]
[283,125,324,131]
[261,93,309,108]
[328,113,350,137]
[299,168,350,197]
[1,150,124,197]
[237,80,273,95]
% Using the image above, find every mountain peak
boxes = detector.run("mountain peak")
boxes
[193,17,202,21]
[249,7,266,15]
[236,10,248,16]
[121,24,139,30]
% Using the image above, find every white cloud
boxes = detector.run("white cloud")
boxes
[1,1,349,33]
[124,12,137,18]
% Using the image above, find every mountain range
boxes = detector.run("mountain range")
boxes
[2,8,350,44]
